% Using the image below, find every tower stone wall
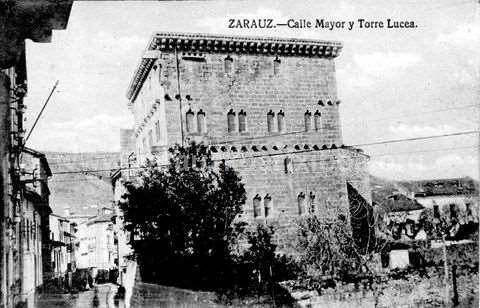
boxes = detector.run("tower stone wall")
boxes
[126,33,371,251]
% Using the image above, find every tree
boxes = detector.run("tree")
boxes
[297,215,363,279]
[297,209,388,281]
[119,142,247,289]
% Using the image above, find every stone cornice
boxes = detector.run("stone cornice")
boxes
[207,143,368,158]
[126,32,343,103]
[0,0,73,69]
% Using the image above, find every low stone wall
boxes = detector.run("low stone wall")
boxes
[286,267,478,308]
[130,281,221,308]
[128,264,295,308]
[421,241,478,266]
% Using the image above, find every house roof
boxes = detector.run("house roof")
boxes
[381,194,425,212]
[50,213,69,222]
[87,213,114,225]
[22,147,52,176]
[24,187,52,215]
[400,177,477,197]
[126,32,343,102]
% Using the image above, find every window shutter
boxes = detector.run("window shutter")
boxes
[238,109,247,132]
[277,110,285,132]
[298,192,306,215]
[253,194,262,218]
[314,110,322,131]
[227,109,236,133]
[186,109,195,133]
[267,110,275,133]
[273,57,281,75]
[304,110,312,131]
[225,55,233,73]
[197,109,206,134]
[264,194,272,217]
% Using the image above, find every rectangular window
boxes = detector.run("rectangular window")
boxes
[155,120,161,142]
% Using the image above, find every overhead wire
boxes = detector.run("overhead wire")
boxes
[50,129,479,175]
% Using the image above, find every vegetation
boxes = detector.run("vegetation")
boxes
[120,142,247,289]
[297,213,388,281]
[120,142,297,302]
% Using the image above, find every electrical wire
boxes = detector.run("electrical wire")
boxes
[50,130,479,175]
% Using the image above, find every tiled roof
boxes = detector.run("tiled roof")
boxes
[381,194,425,212]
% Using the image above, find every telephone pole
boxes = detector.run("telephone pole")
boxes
[23,80,59,146]
[174,46,185,146]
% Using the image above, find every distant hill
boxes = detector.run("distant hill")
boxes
[44,152,120,217]
[43,152,475,217]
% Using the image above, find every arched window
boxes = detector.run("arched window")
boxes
[253,194,262,218]
[227,109,236,133]
[309,192,316,214]
[238,109,247,132]
[277,110,285,133]
[314,110,322,131]
[197,109,206,134]
[224,55,233,74]
[264,194,272,217]
[284,156,293,174]
[273,56,281,75]
[186,109,195,133]
[267,110,275,133]
[297,192,306,215]
[304,110,312,131]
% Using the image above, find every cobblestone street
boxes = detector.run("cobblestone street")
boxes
[35,284,124,308]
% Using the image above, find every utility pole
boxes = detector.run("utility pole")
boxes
[442,234,449,306]
[174,46,185,146]
[452,264,459,306]
[23,80,58,146]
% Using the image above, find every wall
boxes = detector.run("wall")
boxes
[126,34,371,255]
[208,147,368,252]
[127,263,291,308]
[0,70,11,308]
[416,195,479,217]
[48,215,71,277]
[286,267,478,308]
[134,50,342,153]
[21,197,44,298]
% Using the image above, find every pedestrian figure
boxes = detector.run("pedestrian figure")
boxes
[88,274,94,288]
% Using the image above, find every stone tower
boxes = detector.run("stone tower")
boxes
[126,33,371,250]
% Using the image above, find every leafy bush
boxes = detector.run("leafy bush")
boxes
[120,142,247,290]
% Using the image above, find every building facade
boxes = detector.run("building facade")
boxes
[18,148,53,306]
[75,208,119,279]
[48,214,77,287]
[399,177,478,223]
[0,2,72,306]
[123,32,372,251]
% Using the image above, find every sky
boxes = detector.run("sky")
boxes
[23,0,479,181]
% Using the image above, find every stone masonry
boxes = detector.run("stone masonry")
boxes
[125,33,371,251]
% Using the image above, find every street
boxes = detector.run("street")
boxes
[35,284,124,308]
